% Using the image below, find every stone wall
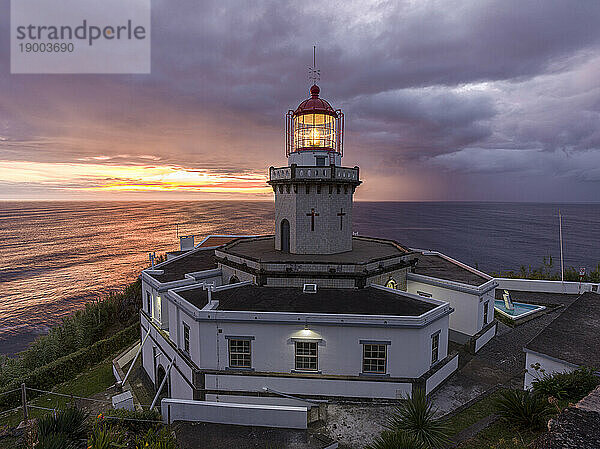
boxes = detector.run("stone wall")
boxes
[274,182,354,254]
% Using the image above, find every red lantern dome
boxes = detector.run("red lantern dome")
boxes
[294,85,338,117]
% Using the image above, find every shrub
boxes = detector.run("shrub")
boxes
[532,367,600,401]
[0,323,139,410]
[494,389,553,429]
[104,408,162,433]
[37,406,89,442]
[0,279,141,391]
[88,421,127,449]
[367,430,426,449]
[386,389,450,449]
[135,426,178,449]
[36,432,79,449]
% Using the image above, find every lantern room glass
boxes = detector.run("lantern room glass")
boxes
[294,113,336,151]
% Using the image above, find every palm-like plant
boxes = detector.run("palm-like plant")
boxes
[366,430,426,449]
[386,389,450,449]
[36,433,79,449]
[37,406,89,447]
[494,389,553,429]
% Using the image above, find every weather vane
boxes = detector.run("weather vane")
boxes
[308,45,320,84]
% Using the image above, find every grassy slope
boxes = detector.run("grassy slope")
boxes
[444,390,503,437]
[442,389,546,448]
[0,359,115,428]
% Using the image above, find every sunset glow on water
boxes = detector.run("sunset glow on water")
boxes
[1,201,598,355]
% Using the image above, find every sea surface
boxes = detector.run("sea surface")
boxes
[1,201,598,355]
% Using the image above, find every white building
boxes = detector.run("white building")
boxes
[137,82,507,412]
[406,250,498,353]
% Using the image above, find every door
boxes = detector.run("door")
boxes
[281,219,290,252]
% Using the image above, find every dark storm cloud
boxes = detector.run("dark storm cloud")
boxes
[1,0,600,200]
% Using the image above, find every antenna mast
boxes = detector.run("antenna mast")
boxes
[308,45,320,85]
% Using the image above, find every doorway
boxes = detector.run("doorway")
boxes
[281,219,290,252]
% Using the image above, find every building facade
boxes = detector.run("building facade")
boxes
[138,83,466,408]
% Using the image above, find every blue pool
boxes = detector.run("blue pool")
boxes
[494,300,546,320]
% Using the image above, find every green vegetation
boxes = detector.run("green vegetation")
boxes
[36,406,89,448]
[457,422,540,449]
[104,408,162,433]
[0,359,116,428]
[443,389,505,437]
[494,389,553,430]
[432,387,560,448]
[367,430,425,449]
[88,421,127,449]
[0,280,141,410]
[531,366,600,401]
[9,407,177,449]
[134,426,178,449]
[369,389,450,449]
[491,255,600,282]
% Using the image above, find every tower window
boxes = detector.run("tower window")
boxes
[315,156,326,166]
[286,185,291,194]
[305,184,310,194]
[295,341,318,371]
[344,185,348,194]
[317,185,321,194]
[336,185,341,194]
[329,185,333,194]
[146,292,152,316]
[279,185,284,194]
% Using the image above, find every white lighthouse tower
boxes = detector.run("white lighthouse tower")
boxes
[269,83,361,254]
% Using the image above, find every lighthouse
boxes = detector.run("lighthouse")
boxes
[269,83,361,254]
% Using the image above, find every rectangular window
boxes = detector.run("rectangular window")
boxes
[229,339,251,368]
[362,344,387,374]
[483,301,489,325]
[295,341,318,371]
[431,333,440,365]
[315,156,326,166]
[183,323,190,354]
[156,296,161,323]
[146,292,152,316]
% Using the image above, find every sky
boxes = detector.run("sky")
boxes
[1,0,600,202]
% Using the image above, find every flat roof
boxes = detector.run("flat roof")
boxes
[177,286,211,310]
[149,249,218,283]
[495,289,580,306]
[219,236,410,264]
[413,253,490,286]
[203,285,437,316]
[197,236,244,248]
[525,293,600,368]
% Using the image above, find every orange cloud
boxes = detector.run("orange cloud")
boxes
[0,160,270,194]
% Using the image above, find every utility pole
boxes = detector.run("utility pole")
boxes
[559,210,564,283]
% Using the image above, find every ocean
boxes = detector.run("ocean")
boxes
[1,201,598,355]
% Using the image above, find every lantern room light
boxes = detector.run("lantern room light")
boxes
[286,84,344,157]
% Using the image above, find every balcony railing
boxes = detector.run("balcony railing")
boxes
[269,165,359,183]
